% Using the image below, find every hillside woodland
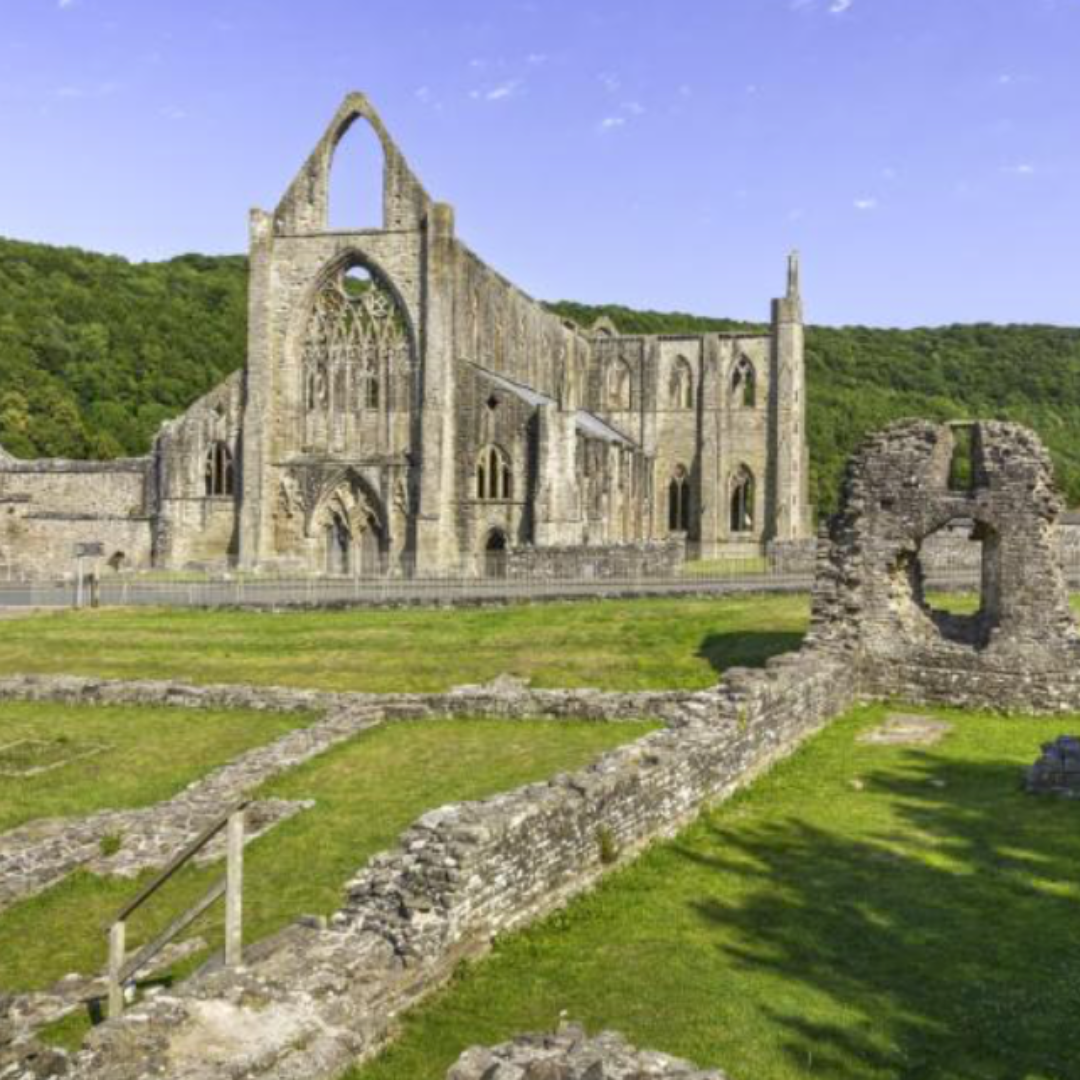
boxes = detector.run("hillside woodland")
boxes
[2,236,1079,515]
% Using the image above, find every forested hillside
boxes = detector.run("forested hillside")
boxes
[0,238,247,460]
[2,235,1079,515]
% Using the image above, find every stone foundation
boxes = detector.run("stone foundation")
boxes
[448,1025,724,1080]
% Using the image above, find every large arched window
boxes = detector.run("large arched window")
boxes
[730,466,755,533]
[670,357,694,409]
[668,464,691,533]
[204,441,234,497]
[607,360,632,410]
[301,261,412,449]
[476,445,513,501]
[731,356,757,408]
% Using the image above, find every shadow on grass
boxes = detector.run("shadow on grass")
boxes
[679,754,1080,1079]
[697,630,805,676]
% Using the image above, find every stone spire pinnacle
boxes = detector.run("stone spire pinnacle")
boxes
[787,249,801,301]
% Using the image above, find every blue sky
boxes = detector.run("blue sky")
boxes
[1,0,1077,327]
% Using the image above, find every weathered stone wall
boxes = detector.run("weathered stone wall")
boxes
[504,537,685,580]
[808,419,1080,712]
[0,457,154,578]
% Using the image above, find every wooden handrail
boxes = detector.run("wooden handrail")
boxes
[111,799,249,924]
[105,800,249,1018]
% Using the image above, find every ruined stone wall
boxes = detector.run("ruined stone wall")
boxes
[0,457,153,578]
[154,371,244,569]
[57,646,857,1080]
[808,419,1080,713]
[504,537,684,580]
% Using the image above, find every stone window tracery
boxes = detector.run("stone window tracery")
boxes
[205,440,234,497]
[732,356,757,408]
[301,264,411,424]
[476,445,513,501]
[670,358,694,409]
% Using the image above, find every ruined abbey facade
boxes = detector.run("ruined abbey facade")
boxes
[0,94,812,578]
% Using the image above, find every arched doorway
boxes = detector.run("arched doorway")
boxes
[484,528,508,578]
[325,511,352,575]
[668,465,690,534]
[730,466,755,535]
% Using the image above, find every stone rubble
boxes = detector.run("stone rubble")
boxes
[1025,736,1080,797]
[447,1025,725,1080]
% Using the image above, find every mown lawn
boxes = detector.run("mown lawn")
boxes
[352,704,1080,1080]
[0,701,310,834]
[0,597,809,692]
[0,716,652,1041]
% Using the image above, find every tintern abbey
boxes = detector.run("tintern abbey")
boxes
[0,94,812,577]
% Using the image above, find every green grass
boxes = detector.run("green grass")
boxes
[683,556,770,577]
[0,701,310,833]
[0,597,810,692]
[0,718,652,1014]
[351,704,1080,1080]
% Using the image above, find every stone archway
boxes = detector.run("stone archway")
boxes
[310,472,387,576]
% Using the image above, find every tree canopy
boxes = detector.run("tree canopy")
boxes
[2,235,1079,516]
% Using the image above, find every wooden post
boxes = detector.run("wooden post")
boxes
[224,808,244,967]
[107,920,126,1019]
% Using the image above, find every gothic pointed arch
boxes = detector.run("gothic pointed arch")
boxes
[670,357,694,410]
[731,356,757,408]
[274,93,432,234]
[606,358,632,410]
[308,469,387,575]
[668,463,691,533]
[299,254,416,455]
[729,465,755,534]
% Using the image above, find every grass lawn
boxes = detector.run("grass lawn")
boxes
[0,716,653,1045]
[352,704,1080,1080]
[0,597,810,692]
[0,701,311,834]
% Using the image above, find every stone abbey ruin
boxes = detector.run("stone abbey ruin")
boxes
[3,93,1080,1080]
[4,417,1080,1080]
[0,92,812,580]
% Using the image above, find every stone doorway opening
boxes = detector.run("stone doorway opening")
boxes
[483,529,508,578]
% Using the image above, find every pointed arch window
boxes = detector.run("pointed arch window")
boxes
[301,262,411,428]
[668,464,691,533]
[730,466,755,534]
[476,445,513,501]
[607,359,632,410]
[732,357,757,408]
[670,358,694,409]
[205,441,234,497]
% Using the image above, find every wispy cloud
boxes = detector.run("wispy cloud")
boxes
[469,79,522,103]
[598,116,626,133]
[1001,163,1037,176]
[829,0,854,13]
[598,72,621,95]
[160,106,188,121]
[58,0,76,8]
[853,196,878,211]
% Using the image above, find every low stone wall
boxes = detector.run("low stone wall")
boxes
[448,1025,724,1079]
[0,675,695,915]
[503,538,685,580]
[62,650,858,1080]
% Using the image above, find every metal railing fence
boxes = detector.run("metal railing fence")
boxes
[2,552,1077,610]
